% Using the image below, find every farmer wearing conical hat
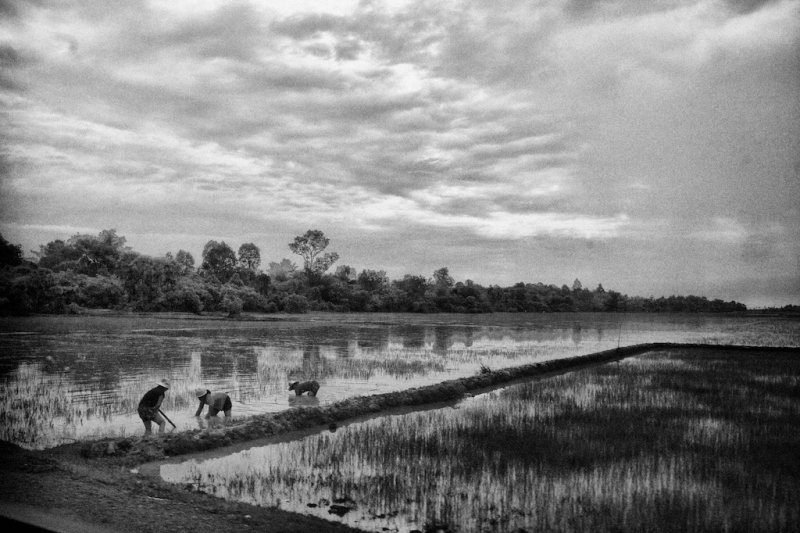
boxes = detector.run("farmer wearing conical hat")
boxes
[138,378,170,436]
[194,387,232,424]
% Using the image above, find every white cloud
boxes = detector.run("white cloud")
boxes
[471,212,630,240]
[691,217,749,243]
[1,0,797,304]
[360,191,629,240]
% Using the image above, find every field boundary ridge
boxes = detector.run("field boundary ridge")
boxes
[54,342,799,464]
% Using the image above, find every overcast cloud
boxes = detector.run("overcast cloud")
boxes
[1,0,798,306]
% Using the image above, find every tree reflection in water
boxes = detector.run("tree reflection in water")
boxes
[2,313,797,449]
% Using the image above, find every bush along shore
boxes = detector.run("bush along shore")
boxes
[69,343,799,464]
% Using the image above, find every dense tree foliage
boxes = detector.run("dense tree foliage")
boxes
[201,240,237,283]
[0,229,748,315]
[0,234,24,267]
[237,243,261,271]
[175,250,195,273]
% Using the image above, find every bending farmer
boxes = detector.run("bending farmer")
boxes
[138,379,170,436]
[194,388,232,422]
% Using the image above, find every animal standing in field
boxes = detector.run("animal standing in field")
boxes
[289,380,320,396]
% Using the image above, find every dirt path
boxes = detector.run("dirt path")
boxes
[0,441,361,533]
[2,503,117,533]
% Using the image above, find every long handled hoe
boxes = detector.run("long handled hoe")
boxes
[159,409,177,429]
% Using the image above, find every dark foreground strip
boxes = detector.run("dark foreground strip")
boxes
[69,343,798,463]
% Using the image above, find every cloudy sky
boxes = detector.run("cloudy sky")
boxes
[1,0,798,307]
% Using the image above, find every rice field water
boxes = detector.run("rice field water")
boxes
[162,348,800,533]
[1,313,798,448]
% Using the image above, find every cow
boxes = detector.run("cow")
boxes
[289,380,320,396]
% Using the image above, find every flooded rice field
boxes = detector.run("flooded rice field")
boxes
[161,348,800,533]
[1,312,798,449]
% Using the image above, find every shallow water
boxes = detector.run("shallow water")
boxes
[1,312,797,449]
[160,348,800,532]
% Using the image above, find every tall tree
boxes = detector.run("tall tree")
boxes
[0,234,23,266]
[238,243,261,271]
[201,240,237,282]
[289,229,339,274]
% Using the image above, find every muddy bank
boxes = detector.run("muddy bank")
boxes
[65,343,799,465]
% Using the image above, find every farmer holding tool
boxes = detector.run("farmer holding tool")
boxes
[194,387,232,425]
[138,378,170,436]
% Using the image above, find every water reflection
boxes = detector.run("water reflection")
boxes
[162,351,800,532]
[433,326,453,354]
[297,344,325,381]
[395,325,425,348]
[288,395,320,408]
[1,313,798,449]
[571,324,582,345]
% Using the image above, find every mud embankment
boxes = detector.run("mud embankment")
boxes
[64,343,799,465]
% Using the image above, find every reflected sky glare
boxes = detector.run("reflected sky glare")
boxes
[1,312,798,448]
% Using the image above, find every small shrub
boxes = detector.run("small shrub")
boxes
[221,292,243,317]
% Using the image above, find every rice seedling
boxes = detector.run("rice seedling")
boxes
[0,362,75,448]
[163,348,800,532]
[1,313,798,449]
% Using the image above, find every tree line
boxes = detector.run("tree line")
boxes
[0,229,747,316]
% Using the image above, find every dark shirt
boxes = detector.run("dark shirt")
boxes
[138,386,166,409]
